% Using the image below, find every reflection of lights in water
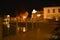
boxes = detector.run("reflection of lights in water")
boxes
[7,24,10,28]
[56,18,58,21]
[23,27,26,32]
[6,22,9,24]
[55,36,58,39]
[52,35,58,39]
[17,27,19,32]
[3,22,9,24]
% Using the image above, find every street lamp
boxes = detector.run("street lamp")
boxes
[31,9,37,29]
[32,9,37,13]
[7,15,10,18]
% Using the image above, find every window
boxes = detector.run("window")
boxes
[48,9,50,13]
[58,9,60,12]
[53,9,55,13]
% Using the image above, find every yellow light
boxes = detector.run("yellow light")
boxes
[4,18,7,21]
[6,22,9,24]
[7,15,10,17]
[3,21,9,24]
[14,18,16,20]
[7,24,10,28]
[17,27,20,32]
[23,16,26,19]
[23,27,26,32]
[37,14,41,17]
[32,9,37,13]
[56,18,59,21]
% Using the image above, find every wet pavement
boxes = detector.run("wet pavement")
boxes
[3,21,58,40]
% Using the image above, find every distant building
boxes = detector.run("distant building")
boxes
[44,7,60,21]
[16,11,28,22]
[10,11,28,22]
[31,10,43,22]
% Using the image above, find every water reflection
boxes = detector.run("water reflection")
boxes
[2,19,60,40]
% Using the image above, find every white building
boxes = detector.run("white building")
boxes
[31,9,43,22]
[44,7,60,21]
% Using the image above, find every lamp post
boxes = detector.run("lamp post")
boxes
[31,9,37,29]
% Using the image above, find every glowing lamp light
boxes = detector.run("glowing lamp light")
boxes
[17,27,20,32]
[23,16,26,19]
[7,15,10,17]
[4,18,8,21]
[5,22,9,24]
[32,9,37,13]
[23,27,26,32]
[7,24,10,28]
[37,14,41,17]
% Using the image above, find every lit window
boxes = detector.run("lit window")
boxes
[53,9,55,13]
[58,9,60,12]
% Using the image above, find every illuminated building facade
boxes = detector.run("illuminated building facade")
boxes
[31,9,43,22]
[44,7,60,21]
[17,11,28,22]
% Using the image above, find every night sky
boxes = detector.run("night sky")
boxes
[0,0,60,16]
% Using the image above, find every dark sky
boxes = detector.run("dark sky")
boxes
[0,0,60,16]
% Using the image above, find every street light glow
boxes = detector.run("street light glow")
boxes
[17,27,20,32]
[7,15,10,17]
[37,14,41,17]
[4,18,8,21]
[7,24,10,28]
[23,27,26,32]
[32,9,37,13]
[23,16,26,19]
[5,22,9,24]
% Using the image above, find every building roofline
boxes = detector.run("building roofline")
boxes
[43,6,60,8]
